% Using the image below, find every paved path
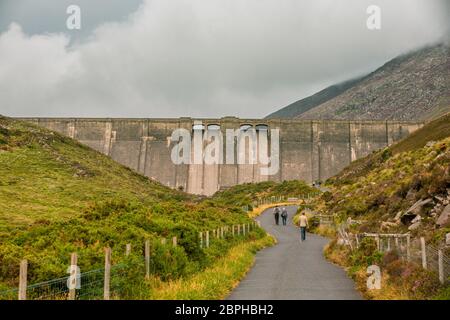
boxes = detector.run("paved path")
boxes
[228,206,361,300]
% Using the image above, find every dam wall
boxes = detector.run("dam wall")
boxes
[22,117,423,195]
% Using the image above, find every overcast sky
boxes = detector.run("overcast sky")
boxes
[0,0,449,118]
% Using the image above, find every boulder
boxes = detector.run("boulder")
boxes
[436,204,450,227]
[381,221,399,230]
[411,215,421,224]
[401,198,433,225]
[408,221,421,231]
[394,211,403,221]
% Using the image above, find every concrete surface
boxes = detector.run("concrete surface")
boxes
[21,117,422,195]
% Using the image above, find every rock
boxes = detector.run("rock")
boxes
[408,221,421,231]
[426,141,436,147]
[411,215,422,223]
[394,211,403,221]
[381,221,399,230]
[436,204,450,227]
[401,198,433,225]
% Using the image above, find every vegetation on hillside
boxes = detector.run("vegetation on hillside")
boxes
[315,113,450,299]
[0,116,262,297]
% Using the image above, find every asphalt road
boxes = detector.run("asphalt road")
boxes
[228,206,362,300]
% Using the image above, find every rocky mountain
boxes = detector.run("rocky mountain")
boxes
[267,44,450,121]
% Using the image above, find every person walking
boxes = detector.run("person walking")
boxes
[281,207,288,226]
[273,207,280,225]
[298,212,309,242]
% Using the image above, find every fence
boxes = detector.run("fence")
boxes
[241,193,321,212]
[0,221,260,300]
[337,224,450,285]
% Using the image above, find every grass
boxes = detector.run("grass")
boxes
[315,112,450,300]
[148,235,275,299]
[0,116,258,293]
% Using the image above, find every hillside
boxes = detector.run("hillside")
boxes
[316,112,450,299]
[0,116,257,295]
[268,44,450,121]
[265,76,365,119]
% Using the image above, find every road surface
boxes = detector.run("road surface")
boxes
[228,206,361,300]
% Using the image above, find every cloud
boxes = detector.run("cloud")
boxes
[0,0,448,118]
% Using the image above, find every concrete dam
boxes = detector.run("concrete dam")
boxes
[23,117,423,196]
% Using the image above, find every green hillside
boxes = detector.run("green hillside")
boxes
[317,112,450,299]
[0,116,259,295]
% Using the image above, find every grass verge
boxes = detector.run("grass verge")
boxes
[147,235,275,299]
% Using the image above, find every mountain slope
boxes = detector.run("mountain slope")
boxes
[265,76,366,119]
[318,112,450,299]
[268,44,450,121]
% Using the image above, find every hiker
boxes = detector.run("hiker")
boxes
[274,207,280,225]
[281,207,288,225]
[298,211,309,241]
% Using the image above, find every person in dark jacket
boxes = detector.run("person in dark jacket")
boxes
[281,207,288,225]
[274,207,280,225]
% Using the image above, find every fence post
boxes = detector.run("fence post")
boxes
[104,247,111,300]
[161,238,167,245]
[438,249,444,284]
[242,224,246,236]
[145,240,150,279]
[232,225,235,236]
[126,243,131,256]
[68,253,78,300]
[420,237,427,269]
[217,228,220,239]
[395,237,399,249]
[172,236,177,247]
[406,234,411,262]
[199,232,203,248]
[206,231,210,248]
[387,238,391,251]
[18,259,27,301]
[376,235,380,251]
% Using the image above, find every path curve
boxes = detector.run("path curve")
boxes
[228,206,361,300]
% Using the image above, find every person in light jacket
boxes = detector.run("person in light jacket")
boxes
[298,212,309,242]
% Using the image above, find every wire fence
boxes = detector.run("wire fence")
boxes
[336,221,450,285]
[0,221,260,300]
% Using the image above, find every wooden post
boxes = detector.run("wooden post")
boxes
[217,228,220,239]
[172,236,177,247]
[161,238,167,245]
[232,225,235,236]
[406,234,411,262]
[237,224,240,235]
[387,238,391,251]
[376,235,380,251]
[395,237,399,249]
[68,253,78,300]
[18,259,27,300]
[206,231,210,248]
[420,237,427,269]
[145,240,150,279]
[438,250,444,284]
[104,247,111,300]
[242,224,246,236]
[355,234,359,249]
[125,243,131,256]
[199,232,203,248]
